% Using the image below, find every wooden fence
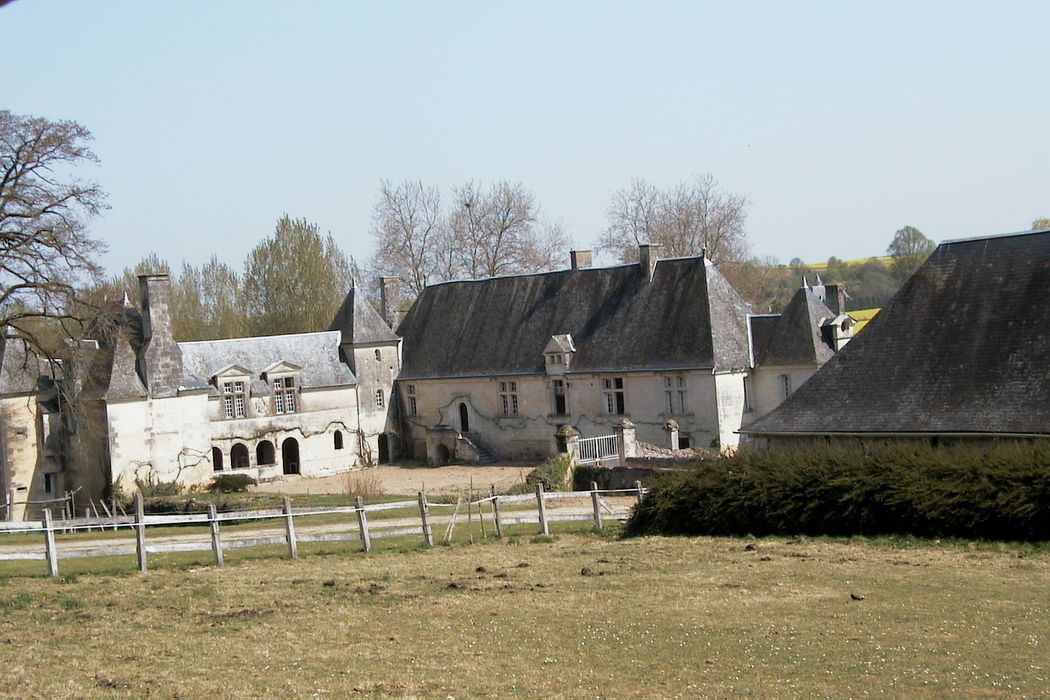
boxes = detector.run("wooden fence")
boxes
[0,482,646,577]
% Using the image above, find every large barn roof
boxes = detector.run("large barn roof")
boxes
[743,228,1050,436]
[397,256,752,379]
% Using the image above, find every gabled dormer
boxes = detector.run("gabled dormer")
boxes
[261,361,302,415]
[820,314,856,352]
[212,364,252,420]
[543,334,575,375]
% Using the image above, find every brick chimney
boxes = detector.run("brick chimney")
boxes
[638,244,660,282]
[138,274,183,399]
[570,250,592,270]
[379,276,401,329]
[824,284,847,316]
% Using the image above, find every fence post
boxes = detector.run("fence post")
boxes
[490,484,503,538]
[590,481,604,530]
[634,480,644,506]
[283,496,298,560]
[535,483,549,536]
[134,492,147,573]
[42,509,59,578]
[418,491,434,547]
[208,503,224,567]
[356,496,372,553]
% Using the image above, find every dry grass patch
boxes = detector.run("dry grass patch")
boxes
[0,533,1047,697]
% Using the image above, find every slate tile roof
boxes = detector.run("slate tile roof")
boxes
[752,287,837,367]
[397,256,752,379]
[743,228,1050,436]
[179,331,357,393]
[330,287,398,345]
[0,336,54,395]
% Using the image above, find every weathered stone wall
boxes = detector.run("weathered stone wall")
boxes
[1,394,61,520]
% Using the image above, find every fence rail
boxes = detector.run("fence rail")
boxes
[0,482,647,577]
[577,434,620,467]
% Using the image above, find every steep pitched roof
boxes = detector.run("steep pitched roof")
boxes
[397,256,752,379]
[0,336,54,395]
[744,229,1050,436]
[180,331,356,391]
[753,287,837,367]
[329,286,398,345]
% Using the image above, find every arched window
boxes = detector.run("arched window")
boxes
[333,430,344,450]
[211,446,224,472]
[231,443,250,469]
[282,437,300,475]
[256,440,276,465]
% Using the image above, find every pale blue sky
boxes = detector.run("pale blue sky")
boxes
[5,1,1048,274]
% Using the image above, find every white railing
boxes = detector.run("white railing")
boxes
[577,434,620,467]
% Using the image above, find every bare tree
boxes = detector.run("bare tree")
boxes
[1032,217,1050,230]
[598,174,749,264]
[370,180,446,297]
[0,110,107,353]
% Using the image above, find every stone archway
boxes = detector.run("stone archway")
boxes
[458,402,470,432]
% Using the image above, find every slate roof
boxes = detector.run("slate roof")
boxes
[752,287,837,367]
[743,228,1050,436]
[397,256,752,379]
[180,331,356,393]
[330,286,398,345]
[0,336,55,395]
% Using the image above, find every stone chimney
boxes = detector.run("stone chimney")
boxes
[138,274,183,399]
[638,244,660,282]
[570,250,592,270]
[379,276,401,329]
[824,284,847,316]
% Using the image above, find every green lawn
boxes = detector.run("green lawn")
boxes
[0,528,1046,697]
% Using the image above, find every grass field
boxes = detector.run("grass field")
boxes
[1,527,1047,697]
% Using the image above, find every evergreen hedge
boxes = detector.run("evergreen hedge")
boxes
[624,444,1050,541]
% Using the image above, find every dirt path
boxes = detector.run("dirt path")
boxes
[252,464,538,497]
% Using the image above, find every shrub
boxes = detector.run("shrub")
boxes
[134,473,183,498]
[209,473,257,493]
[345,469,385,504]
[624,443,1050,541]
[526,455,573,491]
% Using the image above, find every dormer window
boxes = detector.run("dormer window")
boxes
[543,334,575,375]
[223,381,247,419]
[273,376,298,414]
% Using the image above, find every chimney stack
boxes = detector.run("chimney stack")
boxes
[824,284,847,316]
[638,244,660,282]
[138,274,183,398]
[379,276,401,330]
[570,250,592,270]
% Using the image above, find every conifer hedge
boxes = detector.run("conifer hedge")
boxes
[624,444,1050,541]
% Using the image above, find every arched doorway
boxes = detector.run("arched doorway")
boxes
[458,402,469,432]
[282,437,300,475]
[231,443,250,469]
[256,440,275,465]
[333,430,344,450]
[377,434,389,464]
[211,446,224,471]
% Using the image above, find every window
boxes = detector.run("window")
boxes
[552,379,567,415]
[43,472,57,497]
[743,376,754,412]
[256,441,275,465]
[273,376,297,414]
[223,381,247,418]
[375,349,381,361]
[406,384,417,416]
[663,376,687,414]
[375,389,385,408]
[499,381,519,416]
[334,430,344,450]
[602,377,626,415]
[780,374,792,400]
[212,446,224,471]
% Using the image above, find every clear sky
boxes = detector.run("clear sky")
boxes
[5,0,1048,274]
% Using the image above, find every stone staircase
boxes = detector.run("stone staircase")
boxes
[464,433,500,465]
